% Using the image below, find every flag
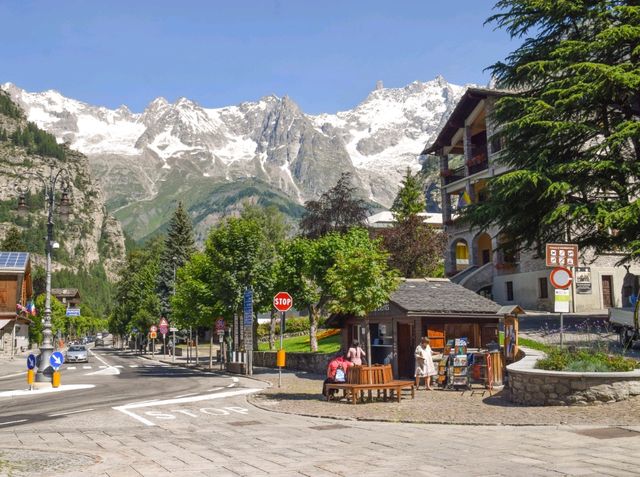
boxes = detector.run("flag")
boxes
[27,301,36,316]
[457,190,472,208]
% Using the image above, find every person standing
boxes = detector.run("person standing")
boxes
[347,339,366,366]
[415,337,437,390]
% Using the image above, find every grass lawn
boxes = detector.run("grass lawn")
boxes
[258,333,341,353]
[499,331,552,353]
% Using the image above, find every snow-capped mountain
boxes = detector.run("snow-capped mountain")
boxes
[1,77,466,239]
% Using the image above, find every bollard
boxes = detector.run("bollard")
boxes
[52,370,61,388]
[27,369,34,385]
[276,349,286,367]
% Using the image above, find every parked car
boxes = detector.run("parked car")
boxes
[66,345,89,363]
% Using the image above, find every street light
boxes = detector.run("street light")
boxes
[15,166,72,385]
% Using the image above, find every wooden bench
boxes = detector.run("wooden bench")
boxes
[326,364,415,404]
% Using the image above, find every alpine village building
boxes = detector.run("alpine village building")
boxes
[423,87,640,312]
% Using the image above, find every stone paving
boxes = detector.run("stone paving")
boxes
[249,368,640,426]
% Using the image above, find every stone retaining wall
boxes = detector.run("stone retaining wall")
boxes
[253,351,335,375]
[507,348,640,405]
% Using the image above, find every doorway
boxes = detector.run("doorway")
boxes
[601,275,614,308]
[396,322,414,378]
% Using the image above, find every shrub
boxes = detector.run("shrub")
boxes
[536,348,639,372]
[256,316,326,338]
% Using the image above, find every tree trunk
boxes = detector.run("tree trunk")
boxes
[364,317,372,366]
[209,324,214,369]
[309,305,319,352]
[253,312,258,351]
[269,309,277,350]
[195,331,199,365]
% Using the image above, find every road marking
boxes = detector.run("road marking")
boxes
[113,388,261,427]
[129,365,138,368]
[174,393,197,398]
[67,366,76,370]
[0,384,95,398]
[207,387,224,392]
[114,365,123,368]
[0,419,28,426]
[99,365,106,368]
[0,372,26,380]
[232,377,239,383]
[82,366,91,369]
[49,408,94,417]
[89,349,112,367]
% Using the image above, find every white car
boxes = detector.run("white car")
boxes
[66,345,89,363]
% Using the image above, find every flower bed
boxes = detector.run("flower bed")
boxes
[507,348,640,406]
[536,348,639,372]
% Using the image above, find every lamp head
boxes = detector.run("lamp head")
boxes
[16,192,28,218]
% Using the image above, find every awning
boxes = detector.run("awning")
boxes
[0,319,12,330]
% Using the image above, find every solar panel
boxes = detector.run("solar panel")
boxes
[0,252,29,271]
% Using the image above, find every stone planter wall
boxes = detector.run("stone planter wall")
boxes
[252,351,335,375]
[507,348,640,405]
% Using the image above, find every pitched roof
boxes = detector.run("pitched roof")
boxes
[0,252,30,273]
[390,278,501,315]
[51,288,80,298]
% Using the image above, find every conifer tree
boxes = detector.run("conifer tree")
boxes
[463,0,640,261]
[391,168,425,222]
[0,227,27,252]
[157,202,196,316]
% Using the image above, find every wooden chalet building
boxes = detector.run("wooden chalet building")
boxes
[328,278,503,378]
[0,252,33,354]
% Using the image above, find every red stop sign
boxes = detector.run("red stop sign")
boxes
[273,292,293,312]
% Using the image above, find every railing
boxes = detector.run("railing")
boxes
[442,165,466,184]
[468,158,489,175]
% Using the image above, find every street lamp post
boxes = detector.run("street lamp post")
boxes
[16,166,71,385]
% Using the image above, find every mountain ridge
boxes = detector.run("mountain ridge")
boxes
[2,77,468,240]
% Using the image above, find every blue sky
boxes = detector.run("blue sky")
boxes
[0,1,515,114]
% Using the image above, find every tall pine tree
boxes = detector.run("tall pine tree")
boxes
[463,1,640,261]
[157,202,196,316]
[391,168,425,222]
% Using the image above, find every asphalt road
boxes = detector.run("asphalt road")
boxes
[1,349,640,477]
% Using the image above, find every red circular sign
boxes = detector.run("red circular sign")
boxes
[150,325,158,332]
[273,292,293,312]
[550,267,572,289]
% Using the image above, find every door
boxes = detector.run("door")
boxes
[601,275,614,308]
[396,322,414,378]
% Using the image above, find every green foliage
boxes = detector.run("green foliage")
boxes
[157,202,196,315]
[299,172,369,238]
[464,1,640,261]
[0,92,22,119]
[0,226,27,252]
[326,228,400,317]
[518,336,553,353]
[391,168,425,222]
[10,122,66,161]
[378,215,446,278]
[109,237,163,336]
[536,347,640,372]
[30,295,67,344]
[52,263,114,318]
[256,316,322,338]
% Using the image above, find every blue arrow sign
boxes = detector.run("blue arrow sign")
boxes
[27,354,36,370]
[50,351,64,369]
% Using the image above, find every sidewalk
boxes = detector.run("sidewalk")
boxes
[247,367,640,427]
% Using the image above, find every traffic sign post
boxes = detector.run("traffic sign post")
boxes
[546,243,578,267]
[273,292,293,388]
[159,318,169,359]
[243,289,253,376]
[550,267,573,347]
[27,354,36,370]
[26,354,36,387]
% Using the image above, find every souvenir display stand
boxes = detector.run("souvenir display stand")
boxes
[437,338,496,392]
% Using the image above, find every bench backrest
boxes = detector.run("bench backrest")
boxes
[347,364,394,384]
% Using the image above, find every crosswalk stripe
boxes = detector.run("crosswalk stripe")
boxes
[68,366,76,370]
[99,365,106,368]
[129,365,138,368]
[82,366,91,369]
[115,365,123,368]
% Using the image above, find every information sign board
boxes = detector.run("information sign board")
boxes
[554,289,571,313]
[546,243,579,267]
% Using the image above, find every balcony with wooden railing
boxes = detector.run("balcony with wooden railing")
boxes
[441,165,466,185]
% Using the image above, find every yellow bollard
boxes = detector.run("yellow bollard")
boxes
[276,349,286,367]
[27,369,34,385]
[52,370,61,388]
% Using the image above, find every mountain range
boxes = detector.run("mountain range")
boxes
[2,77,466,241]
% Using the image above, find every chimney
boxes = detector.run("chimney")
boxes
[375,80,383,91]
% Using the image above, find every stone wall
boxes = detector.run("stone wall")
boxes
[507,348,640,405]
[253,351,335,375]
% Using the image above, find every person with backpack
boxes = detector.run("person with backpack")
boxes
[322,352,353,398]
[347,339,366,366]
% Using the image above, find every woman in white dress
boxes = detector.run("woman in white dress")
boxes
[414,337,437,390]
